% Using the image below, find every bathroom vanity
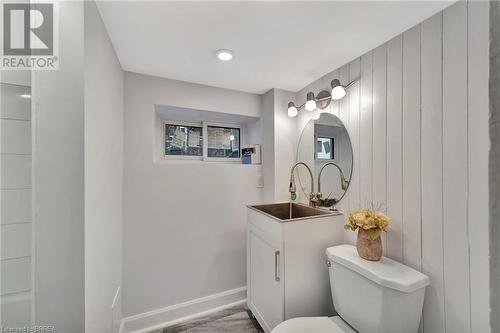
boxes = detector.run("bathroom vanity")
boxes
[246,203,344,333]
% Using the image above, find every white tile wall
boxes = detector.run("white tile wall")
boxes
[0,71,31,87]
[0,84,31,120]
[1,257,31,295]
[1,292,32,327]
[0,154,32,189]
[1,78,33,327]
[1,119,31,154]
[1,189,32,224]
[1,223,32,259]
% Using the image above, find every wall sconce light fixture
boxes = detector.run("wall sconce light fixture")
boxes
[287,102,298,117]
[330,79,346,100]
[287,78,357,117]
[304,92,317,111]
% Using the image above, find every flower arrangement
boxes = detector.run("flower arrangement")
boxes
[345,208,390,261]
[344,208,390,240]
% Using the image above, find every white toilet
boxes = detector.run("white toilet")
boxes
[272,245,430,333]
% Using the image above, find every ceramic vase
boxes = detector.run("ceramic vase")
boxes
[356,228,382,261]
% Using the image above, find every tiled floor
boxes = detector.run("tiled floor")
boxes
[150,306,265,333]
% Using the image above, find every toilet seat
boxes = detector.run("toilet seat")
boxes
[271,316,357,333]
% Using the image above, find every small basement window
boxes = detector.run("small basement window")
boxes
[316,136,334,160]
[165,123,203,158]
[206,126,241,159]
[164,121,241,161]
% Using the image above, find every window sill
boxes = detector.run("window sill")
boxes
[154,158,260,166]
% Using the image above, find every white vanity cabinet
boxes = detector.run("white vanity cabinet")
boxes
[246,203,345,333]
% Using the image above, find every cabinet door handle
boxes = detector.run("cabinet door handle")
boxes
[274,250,280,282]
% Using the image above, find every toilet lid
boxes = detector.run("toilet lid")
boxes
[326,245,430,293]
[271,316,356,333]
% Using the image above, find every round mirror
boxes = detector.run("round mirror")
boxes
[296,112,353,207]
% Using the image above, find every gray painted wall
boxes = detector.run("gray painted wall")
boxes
[261,90,275,202]
[33,2,85,332]
[261,89,297,203]
[490,1,500,331]
[84,2,124,333]
[122,72,262,319]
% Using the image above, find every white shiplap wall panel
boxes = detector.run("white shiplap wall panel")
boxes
[345,59,361,245]
[372,45,387,253]
[327,70,340,117]
[337,64,350,123]
[442,2,471,332]
[385,35,404,263]
[402,25,422,271]
[337,64,350,215]
[421,12,446,333]
[467,1,490,331]
[295,2,489,331]
[343,60,360,245]
[360,52,373,208]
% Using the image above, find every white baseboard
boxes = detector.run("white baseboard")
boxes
[120,287,247,333]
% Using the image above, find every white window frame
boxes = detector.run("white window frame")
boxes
[163,120,242,163]
[203,121,242,163]
[163,120,203,161]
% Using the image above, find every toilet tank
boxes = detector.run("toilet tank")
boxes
[326,245,430,333]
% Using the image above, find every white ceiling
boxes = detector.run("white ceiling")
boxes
[97,1,454,94]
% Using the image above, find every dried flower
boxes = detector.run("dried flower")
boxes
[344,208,390,240]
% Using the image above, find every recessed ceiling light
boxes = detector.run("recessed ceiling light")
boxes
[19,94,31,99]
[216,49,233,61]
